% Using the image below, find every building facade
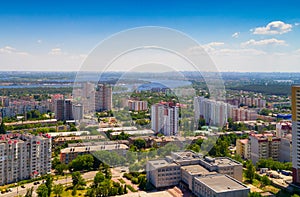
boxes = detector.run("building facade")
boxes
[292,85,300,185]
[249,133,280,164]
[151,102,179,136]
[95,84,112,112]
[0,133,51,185]
[128,100,148,111]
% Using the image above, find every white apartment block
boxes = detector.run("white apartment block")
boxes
[0,133,51,185]
[151,102,179,136]
[194,96,257,127]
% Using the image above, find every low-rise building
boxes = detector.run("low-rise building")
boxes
[181,165,216,191]
[146,151,247,196]
[146,159,181,188]
[199,156,243,182]
[60,143,128,164]
[53,135,105,146]
[193,174,250,197]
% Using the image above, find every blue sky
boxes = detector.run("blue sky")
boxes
[0,0,300,71]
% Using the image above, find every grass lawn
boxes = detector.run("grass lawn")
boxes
[50,188,87,197]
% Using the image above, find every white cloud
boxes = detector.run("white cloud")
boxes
[0,46,28,55]
[252,21,292,35]
[206,42,225,47]
[295,22,300,26]
[0,46,16,54]
[215,48,266,56]
[48,48,63,55]
[241,38,287,47]
[200,42,225,53]
[232,32,240,38]
[37,40,42,44]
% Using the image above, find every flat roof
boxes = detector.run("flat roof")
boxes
[98,127,137,132]
[203,157,241,167]
[47,131,90,137]
[61,143,128,153]
[111,129,154,136]
[181,165,214,176]
[195,174,248,193]
[148,159,178,168]
[172,151,202,161]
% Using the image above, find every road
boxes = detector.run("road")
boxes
[3,171,98,197]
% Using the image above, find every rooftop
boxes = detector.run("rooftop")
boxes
[181,165,214,176]
[195,174,248,193]
[60,143,128,153]
[147,159,178,168]
[204,156,241,167]
[171,151,202,161]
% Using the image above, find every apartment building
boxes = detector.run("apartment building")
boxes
[249,133,280,164]
[194,96,257,127]
[292,85,300,185]
[236,139,250,159]
[95,84,112,112]
[0,133,51,185]
[128,100,148,111]
[151,102,179,136]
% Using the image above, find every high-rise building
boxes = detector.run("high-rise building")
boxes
[72,104,83,122]
[151,102,179,136]
[128,100,148,111]
[95,84,112,112]
[55,99,73,121]
[54,99,64,121]
[292,85,300,185]
[0,133,51,185]
[194,96,257,127]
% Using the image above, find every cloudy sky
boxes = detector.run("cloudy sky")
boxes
[1,0,300,72]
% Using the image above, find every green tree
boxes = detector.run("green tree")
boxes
[36,184,49,197]
[55,163,67,175]
[0,121,6,134]
[72,171,86,188]
[94,171,105,186]
[245,162,256,183]
[261,175,271,187]
[248,192,262,197]
[45,175,53,197]
[69,154,94,172]
[133,138,146,150]
[24,187,33,197]
[51,157,61,169]
[53,184,63,197]
[198,117,206,129]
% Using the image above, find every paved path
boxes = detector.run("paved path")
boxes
[4,171,98,197]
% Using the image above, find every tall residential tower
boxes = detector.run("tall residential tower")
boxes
[292,85,300,185]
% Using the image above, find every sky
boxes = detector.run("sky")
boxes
[1,0,300,72]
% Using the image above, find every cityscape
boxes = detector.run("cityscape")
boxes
[1,1,300,197]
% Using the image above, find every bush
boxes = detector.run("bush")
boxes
[126,184,137,192]
[118,178,125,184]
[131,178,139,184]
